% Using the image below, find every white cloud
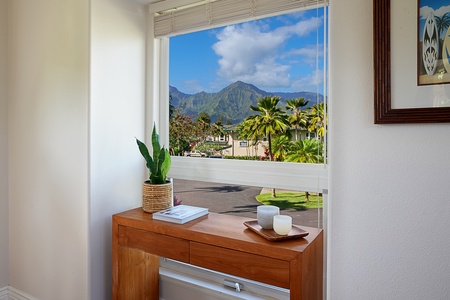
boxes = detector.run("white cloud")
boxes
[274,17,321,38]
[420,5,450,19]
[283,45,323,66]
[433,5,450,18]
[420,6,434,19]
[180,80,208,94]
[212,17,322,91]
[291,69,324,93]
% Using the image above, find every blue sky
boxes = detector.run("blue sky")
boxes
[169,9,326,94]
[419,0,450,39]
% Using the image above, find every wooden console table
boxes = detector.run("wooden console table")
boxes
[112,208,323,300]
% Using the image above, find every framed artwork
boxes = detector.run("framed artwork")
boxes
[418,0,450,85]
[374,0,450,124]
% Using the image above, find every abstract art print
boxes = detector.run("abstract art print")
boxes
[419,0,450,85]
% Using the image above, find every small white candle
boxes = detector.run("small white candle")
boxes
[257,205,279,229]
[273,215,292,235]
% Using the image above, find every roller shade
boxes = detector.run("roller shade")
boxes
[154,0,326,37]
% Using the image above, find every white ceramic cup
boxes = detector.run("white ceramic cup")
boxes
[273,215,292,235]
[257,205,280,229]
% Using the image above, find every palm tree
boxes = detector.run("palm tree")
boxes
[197,111,211,124]
[436,13,450,39]
[243,96,290,198]
[285,139,324,163]
[244,96,290,161]
[237,119,263,158]
[308,103,327,138]
[286,97,309,141]
[285,138,324,202]
[435,12,450,59]
[271,135,291,161]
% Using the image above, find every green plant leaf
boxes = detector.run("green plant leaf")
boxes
[136,138,154,172]
[151,124,161,165]
[136,123,171,184]
[160,149,171,180]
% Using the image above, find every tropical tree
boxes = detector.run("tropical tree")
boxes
[211,121,224,137]
[285,139,324,163]
[308,103,327,138]
[435,12,450,59]
[285,138,324,202]
[286,97,309,140]
[169,110,197,155]
[191,112,226,152]
[197,111,211,124]
[238,118,264,158]
[435,12,450,39]
[195,111,211,139]
[243,96,290,197]
[244,96,290,161]
[271,135,291,161]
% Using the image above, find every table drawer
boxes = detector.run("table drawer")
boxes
[118,225,189,263]
[190,242,290,288]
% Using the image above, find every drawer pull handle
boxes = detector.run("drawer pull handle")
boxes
[224,279,244,292]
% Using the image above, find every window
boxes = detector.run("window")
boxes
[148,1,328,298]
[147,0,328,220]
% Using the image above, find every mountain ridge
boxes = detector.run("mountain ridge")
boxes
[170,81,324,124]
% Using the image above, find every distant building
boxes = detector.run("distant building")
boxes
[202,124,318,158]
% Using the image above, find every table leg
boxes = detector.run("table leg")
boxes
[116,246,159,300]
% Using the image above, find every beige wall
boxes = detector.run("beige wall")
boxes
[0,0,9,289]
[4,0,450,299]
[89,0,146,298]
[222,140,268,157]
[6,0,147,298]
[328,0,450,298]
[8,0,90,298]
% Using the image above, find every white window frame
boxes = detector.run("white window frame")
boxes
[146,1,328,193]
[146,1,329,298]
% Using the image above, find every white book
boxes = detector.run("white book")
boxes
[152,205,209,224]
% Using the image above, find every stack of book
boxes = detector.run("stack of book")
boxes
[152,205,209,224]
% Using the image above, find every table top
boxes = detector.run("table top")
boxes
[114,207,323,261]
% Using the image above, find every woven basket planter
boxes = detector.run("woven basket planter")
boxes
[142,181,173,213]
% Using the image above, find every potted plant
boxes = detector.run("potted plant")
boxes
[136,124,172,213]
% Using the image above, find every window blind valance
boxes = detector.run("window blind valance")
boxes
[154,0,326,37]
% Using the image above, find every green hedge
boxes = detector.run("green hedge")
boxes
[223,155,263,160]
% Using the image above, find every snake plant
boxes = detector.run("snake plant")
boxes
[136,124,171,184]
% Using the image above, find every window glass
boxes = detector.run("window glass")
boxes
[173,179,323,228]
[165,6,327,229]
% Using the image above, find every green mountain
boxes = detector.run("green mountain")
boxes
[170,81,324,124]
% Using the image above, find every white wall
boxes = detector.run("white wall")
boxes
[89,0,146,298]
[0,0,9,289]
[6,0,147,298]
[328,0,450,299]
[8,0,90,299]
[5,0,450,299]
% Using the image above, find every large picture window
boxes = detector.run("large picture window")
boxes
[147,0,328,228]
[147,1,328,297]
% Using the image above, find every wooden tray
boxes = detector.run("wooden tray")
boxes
[243,220,309,241]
